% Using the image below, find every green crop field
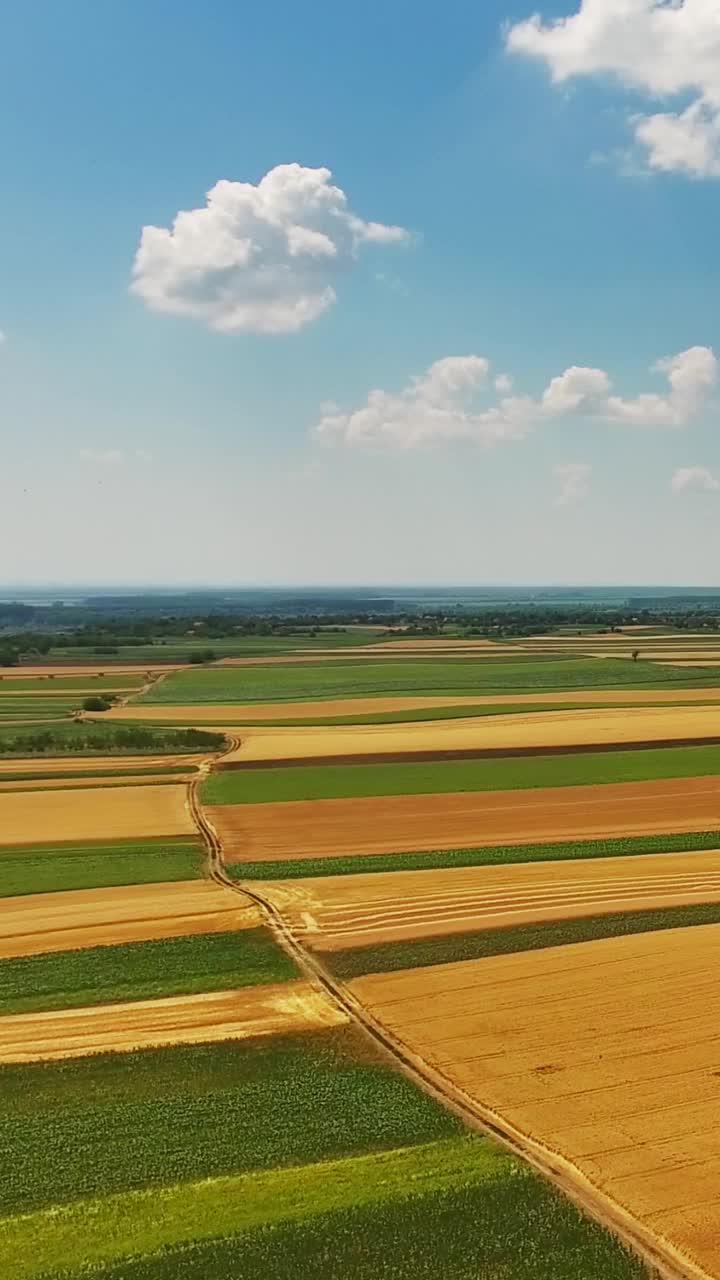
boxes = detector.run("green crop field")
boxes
[0,1029,461,1215]
[229,829,720,880]
[0,836,204,897]
[138,656,719,704]
[329,902,720,979]
[202,741,720,805]
[0,927,298,1015]
[0,722,225,756]
[0,1135,642,1280]
[48,630,386,664]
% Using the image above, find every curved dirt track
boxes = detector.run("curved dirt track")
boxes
[262,848,720,950]
[215,775,720,863]
[0,782,195,846]
[0,879,259,959]
[221,703,720,764]
[0,980,347,1062]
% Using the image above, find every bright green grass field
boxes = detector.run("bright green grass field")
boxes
[50,630,386,663]
[202,742,720,805]
[0,927,298,1015]
[0,837,203,897]
[138,656,719,704]
[0,1136,642,1280]
[229,830,720,880]
[329,902,720,979]
[0,1029,461,1215]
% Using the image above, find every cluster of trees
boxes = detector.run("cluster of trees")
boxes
[0,725,225,756]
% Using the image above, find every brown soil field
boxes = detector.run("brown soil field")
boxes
[0,980,346,1062]
[220,704,720,765]
[350,924,720,1280]
[0,753,208,776]
[262,849,720,950]
[0,774,194,793]
[0,783,194,846]
[216,775,720,863]
[0,879,259,959]
[103,688,720,724]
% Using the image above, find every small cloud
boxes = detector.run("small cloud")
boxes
[0,331,6,346]
[671,466,720,493]
[79,449,125,466]
[494,373,513,394]
[554,461,591,506]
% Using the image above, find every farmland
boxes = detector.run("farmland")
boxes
[7,630,720,1277]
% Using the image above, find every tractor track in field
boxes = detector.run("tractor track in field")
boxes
[186,742,710,1280]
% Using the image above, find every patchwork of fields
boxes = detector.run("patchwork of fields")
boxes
[5,630,720,1277]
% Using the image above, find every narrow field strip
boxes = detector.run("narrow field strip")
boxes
[0,782,194,846]
[0,771,194,793]
[229,830,720,880]
[0,926,297,1016]
[0,980,344,1062]
[349,924,720,1280]
[0,837,204,898]
[219,704,720,767]
[104,688,720,724]
[261,848,720,952]
[329,903,720,978]
[0,879,257,958]
[201,742,720,806]
[214,775,720,864]
[0,1028,461,1215]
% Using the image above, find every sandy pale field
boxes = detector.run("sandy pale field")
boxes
[0,665,180,677]
[0,879,260,958]
[0,753,208,776]
[220,704,720,764]
[262,848,720,950]
[0,980,346,1061]
[104,688,720,724]
[0,773,196,793]
[216,775,720,863]
[351,924,720,1280]
[0,783,194,845]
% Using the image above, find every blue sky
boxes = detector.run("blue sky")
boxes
[2,0,719,586]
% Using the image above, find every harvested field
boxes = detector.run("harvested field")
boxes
[220,704,720,765]
[0,773,193,793]
[350,924,720,1280]
[0,879,259,958]
[1,665,180,677]
[104,687,720,724]
[0,753,206,777]
[0,783,194,845]
[216,775,720,862]
[0,981,345,1062]
[263,848,720,950]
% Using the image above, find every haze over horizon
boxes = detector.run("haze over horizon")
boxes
[3,1,719,586]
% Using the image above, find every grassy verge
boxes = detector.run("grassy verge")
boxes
[0,837,203,897]
[0,724,224,757]
[329,902,720,978]
[140,656,719,704]
[202,742,720,805]
[0,1028,461,1215]
[0,927,298,1015]
[0,1134,641,1280]
[230,830,720,879]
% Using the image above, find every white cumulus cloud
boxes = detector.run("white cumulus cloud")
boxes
[314,346,716,450]
[79,449,152,466]
[131,163,411,334]
[506,0,720,177]
[554,461,592,505]
[671,465,720,492]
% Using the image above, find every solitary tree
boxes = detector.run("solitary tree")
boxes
[631,649,640,662]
